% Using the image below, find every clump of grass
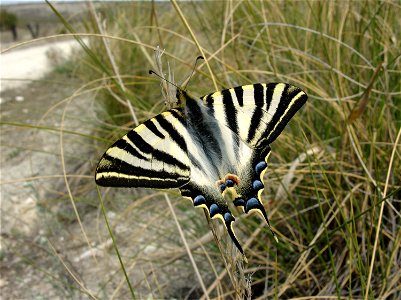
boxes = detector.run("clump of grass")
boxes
[3,1,399,299]
[63,1,401,299]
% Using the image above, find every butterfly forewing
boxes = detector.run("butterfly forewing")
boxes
[95,109,191,188]
[201,83,307,149]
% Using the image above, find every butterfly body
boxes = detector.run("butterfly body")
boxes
[96,83,307,254]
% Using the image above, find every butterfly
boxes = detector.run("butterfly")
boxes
[95,82,307,254]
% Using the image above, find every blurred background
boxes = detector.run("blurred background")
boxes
[1,1,400,299]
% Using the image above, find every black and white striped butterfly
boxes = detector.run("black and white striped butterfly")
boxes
[95,83,307,254]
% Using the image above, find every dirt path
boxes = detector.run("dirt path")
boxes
[1,39,84,94]
[1,39,86,236]
[0,40,98,298]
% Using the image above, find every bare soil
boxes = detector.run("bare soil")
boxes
[1,3,97,299]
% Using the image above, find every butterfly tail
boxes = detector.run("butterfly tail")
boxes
[180,184,245,254]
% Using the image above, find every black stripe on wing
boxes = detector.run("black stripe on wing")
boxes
[126,130,188,171]
[253,83,264,106]
[264,83,275,111]
[154,113,187,153]
[247,107,263,144]
[143,119,165,139]
[113,138,149,161]
[96,154,189,188]
[221,89,240,152]
[246,83,274,144]
[234,86,244,106]
[258,85,307,149]
[221,89,239,138]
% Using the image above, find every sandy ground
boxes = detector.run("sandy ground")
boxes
[1,6,97,298]
[0,38,86,231]
[1,39,85,94]
[0,38,99,298]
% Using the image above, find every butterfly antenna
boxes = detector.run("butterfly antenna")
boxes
[149,70,180,90]
[183,56,204,90]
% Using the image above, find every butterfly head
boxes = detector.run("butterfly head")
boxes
[176,88,194,107]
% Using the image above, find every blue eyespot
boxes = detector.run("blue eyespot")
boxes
[255,161,267,175]
[224,212,235,223]
[219,183,226,192]
[245,197,260,212]
[209,203,220,217]
[252,180,264,191]
[225,179,235,187]
[233,198,245,207]
[194,195,206,206]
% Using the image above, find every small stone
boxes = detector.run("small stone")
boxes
[106,211,116,219]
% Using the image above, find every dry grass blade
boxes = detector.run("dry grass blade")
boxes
[47,240,98,299]
[97,188,136,299]
[364,127,401,300]
[348,62,383,123]
[87,2,126,93]
[59,92,97,264]
[276,146,323,200]
[164,194,210,299]
[171,0,218,91]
